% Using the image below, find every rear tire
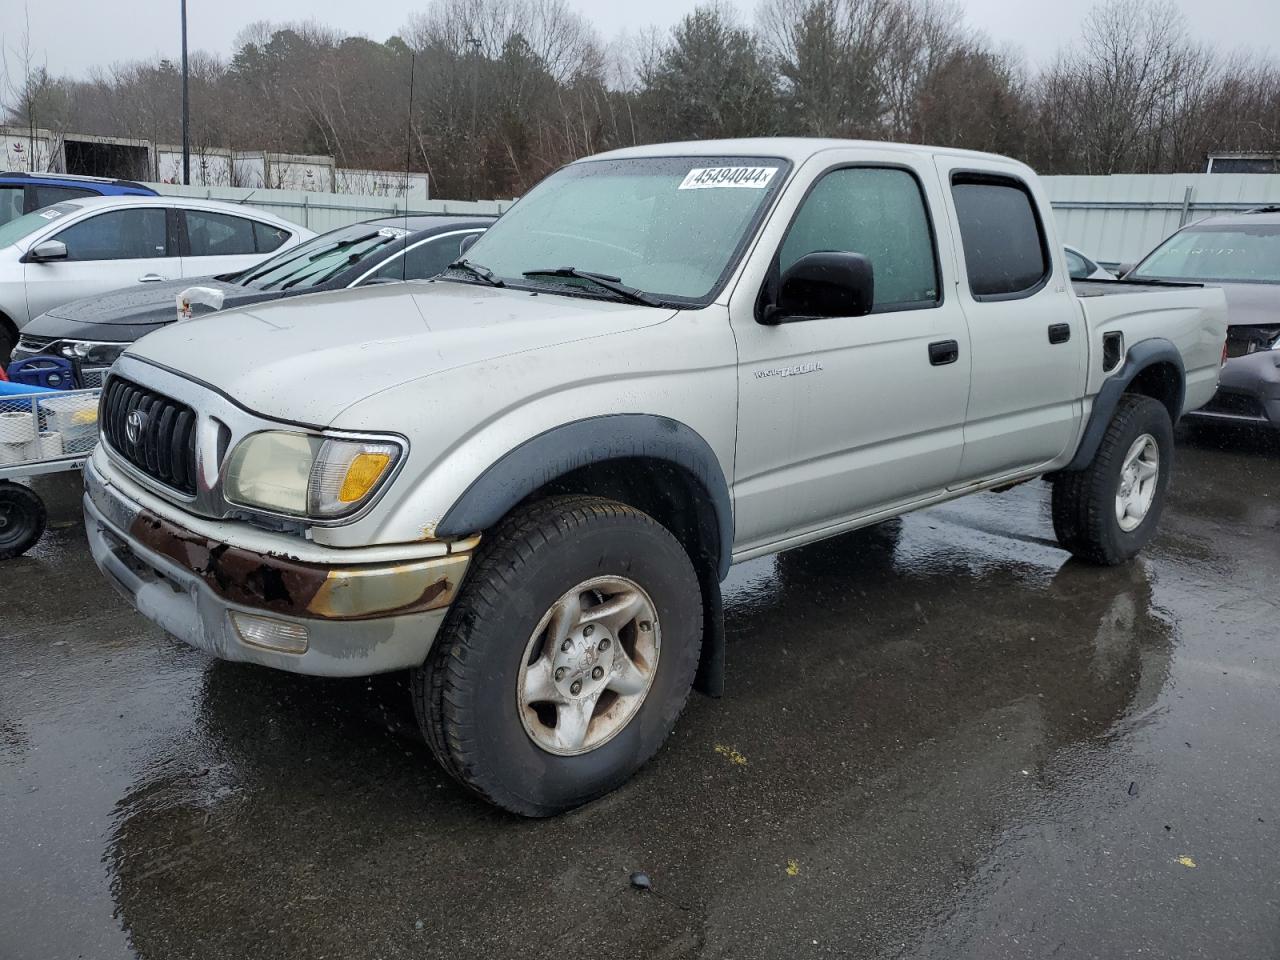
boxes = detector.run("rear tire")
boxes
[0,482,47,560]
[1051,394,1173,565]
[413,495,703,816]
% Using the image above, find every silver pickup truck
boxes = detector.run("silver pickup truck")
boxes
[84,139,1228,815]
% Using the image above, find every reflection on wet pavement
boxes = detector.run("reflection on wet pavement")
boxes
[2,431,1277,959]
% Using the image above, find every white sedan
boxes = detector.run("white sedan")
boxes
[0,195,312,361]
[1064,244,1114,280]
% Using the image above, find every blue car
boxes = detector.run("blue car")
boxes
[0,172,157,228]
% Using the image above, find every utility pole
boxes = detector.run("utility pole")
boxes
[181,0,190,186]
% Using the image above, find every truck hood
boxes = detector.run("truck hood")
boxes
[123,280,677,426]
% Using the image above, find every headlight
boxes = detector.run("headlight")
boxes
[60,341,128,365]
[223,431,401,520]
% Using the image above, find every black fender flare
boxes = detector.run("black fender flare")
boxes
[435,414,733,697]
[1063,337,1185,472]
[436,414,735,579]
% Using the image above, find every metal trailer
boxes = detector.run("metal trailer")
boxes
[0,387,100,558]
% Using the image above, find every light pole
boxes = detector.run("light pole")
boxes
[181,0,190,186]
[467,36,480,199]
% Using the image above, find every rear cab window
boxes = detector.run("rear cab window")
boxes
[951,175,1050,300]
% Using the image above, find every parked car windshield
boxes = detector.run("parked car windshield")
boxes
[0,202,80,249]
[238,223,409,291]
[455,156,789,304]
[1131,222,1280,284]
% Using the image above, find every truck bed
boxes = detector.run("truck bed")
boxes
[1073,279,1227,416]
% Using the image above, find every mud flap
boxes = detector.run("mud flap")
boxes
[694,566,724,697]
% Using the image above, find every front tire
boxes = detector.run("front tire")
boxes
[413,495,703,816]
[1051,394,1173,565]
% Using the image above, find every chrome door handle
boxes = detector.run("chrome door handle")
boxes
[138,274,166,282]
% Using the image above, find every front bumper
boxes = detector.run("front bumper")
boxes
[1185,351,1280,428]
[84,457,470,677]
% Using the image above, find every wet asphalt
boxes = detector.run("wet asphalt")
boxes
[1,427,1277,960]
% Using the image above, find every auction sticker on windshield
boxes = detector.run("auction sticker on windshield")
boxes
[679,166,778,190]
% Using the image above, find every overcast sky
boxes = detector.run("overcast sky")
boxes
[3,0,1278,85]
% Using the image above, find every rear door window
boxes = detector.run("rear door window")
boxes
[52,209,169,260]
[253,221,290,253]
[951,176,1049,299]
[28,185,96,211]
[184,210,259,256]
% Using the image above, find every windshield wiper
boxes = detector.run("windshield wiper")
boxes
[521,267,659,307]
[240,232,384,288]
[446,259,505,287]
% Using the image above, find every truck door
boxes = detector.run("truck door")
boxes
[931,159,1086,483]
[730,151,972,551]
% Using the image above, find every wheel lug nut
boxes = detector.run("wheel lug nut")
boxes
[555,667,566,681]
[561,639,572,653]
[598,638,610,651]
[640,621,651,632]
[584,624,595,637]
[570,680,582,695]
[591,666,604,680]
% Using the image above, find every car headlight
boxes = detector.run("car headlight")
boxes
[58,341,128,365]
[223,431,402,520]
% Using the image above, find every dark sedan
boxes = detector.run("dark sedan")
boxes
[1126,208,1280,429]
[11,214,493,386]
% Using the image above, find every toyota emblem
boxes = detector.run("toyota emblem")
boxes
[125,410,146,445]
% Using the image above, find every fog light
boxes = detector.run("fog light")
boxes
[230,611,309,654]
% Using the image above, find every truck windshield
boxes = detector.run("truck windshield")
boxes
[453,156,788,304]
[238,224,409,291]
[1131,223,1280,284]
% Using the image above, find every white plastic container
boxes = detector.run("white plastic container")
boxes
[39,395,98,450]
[0,441,26,465]
[38,432,64,458]
[0,410,36,444]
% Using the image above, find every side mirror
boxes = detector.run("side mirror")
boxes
[26,239,68,263]
[764,251,874,324]
[459,233,480,256]
[1117,262,1135,278]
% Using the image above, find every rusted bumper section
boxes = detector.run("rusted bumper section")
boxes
[84,458,469,677]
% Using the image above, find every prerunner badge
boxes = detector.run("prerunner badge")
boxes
[679,166,778,190]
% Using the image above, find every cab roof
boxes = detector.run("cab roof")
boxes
[585,137,1030,170]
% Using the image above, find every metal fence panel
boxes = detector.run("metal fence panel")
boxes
[149,183,515,233]
[1043,173,1280,265]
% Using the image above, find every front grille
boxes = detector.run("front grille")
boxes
[12,334,53,360]
[101,376,199,494]
[1201,390,1265,419]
